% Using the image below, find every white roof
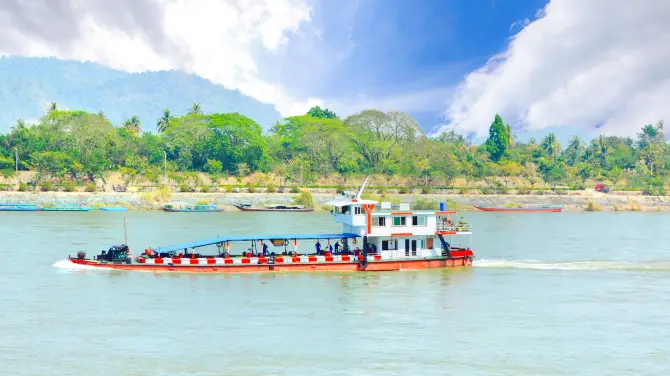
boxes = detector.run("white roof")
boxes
[324,199,378,207]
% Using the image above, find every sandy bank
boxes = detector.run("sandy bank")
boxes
[0,190,667,212]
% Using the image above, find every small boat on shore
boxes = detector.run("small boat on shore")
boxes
[64,179,474,273]
[233,203,314,212]
[474,205,563,213]
[162,202,224,212]
[99,207,128,212]
[0,203,42,211]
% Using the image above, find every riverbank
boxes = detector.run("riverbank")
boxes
[0,190,667,212]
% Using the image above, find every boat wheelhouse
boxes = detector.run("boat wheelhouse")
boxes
[65,181,474,273]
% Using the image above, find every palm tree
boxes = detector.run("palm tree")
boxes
[189,102,203,115]
[13,119,26,130]
[47,101,57,114]
[505,124,516,147]
[157,109,174,133]
[123,115,142,135]
[540,133,561,159]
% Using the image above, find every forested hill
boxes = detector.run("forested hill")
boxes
[0,57,282,132]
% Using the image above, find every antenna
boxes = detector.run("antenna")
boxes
[123,216,128,246]
[355,175,370,200]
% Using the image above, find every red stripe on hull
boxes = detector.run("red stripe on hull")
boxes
[68,257,473,273]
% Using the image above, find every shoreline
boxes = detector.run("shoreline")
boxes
[0,191,667,212]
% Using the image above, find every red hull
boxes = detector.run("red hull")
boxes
[474,206,562,212]
[234,206,314,212]
[69,254,473,273]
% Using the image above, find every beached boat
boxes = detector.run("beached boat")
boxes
[0,203,42,211]
[65,180,474,273]
[474,205,563,212]
[42,204,95,212]
[162,202,224,212]
[233,203,314,212]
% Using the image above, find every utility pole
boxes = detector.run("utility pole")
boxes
[163,150,167,187]
[425,156,429,187]
[15,148,18,185]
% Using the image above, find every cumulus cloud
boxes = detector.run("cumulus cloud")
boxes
[442,0,670,138]
[0,0,322,116]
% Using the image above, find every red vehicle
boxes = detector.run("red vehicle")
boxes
[594,183,609,193]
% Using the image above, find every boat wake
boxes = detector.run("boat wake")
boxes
[52,259,102,271]
[474,259,670,272]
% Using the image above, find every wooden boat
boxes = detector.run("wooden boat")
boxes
[233,203,314,212]
[0,203,42,211]
[42,204,94,212]
[162,202,224,212]
[64,179,474,273]
[99,207,128,212]
[474,205,563,212]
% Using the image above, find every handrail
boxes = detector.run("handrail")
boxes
[436,224,471,232]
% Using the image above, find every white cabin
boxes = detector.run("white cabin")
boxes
[325,198,471,260]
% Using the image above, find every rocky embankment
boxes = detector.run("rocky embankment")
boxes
[0,190,667,212]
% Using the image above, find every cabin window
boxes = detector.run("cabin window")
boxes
[373,217,387,227]
[354,206,363,215]
[392,216,407,226]
[382,240,397,251]
[341,206,350,214]
[412,216,427,226]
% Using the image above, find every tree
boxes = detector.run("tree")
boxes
[307,106,337,119]
[540,133,561,159]
[189,103,203,115]
[484,114,509,162]
[123,115,142,136]
[157,109,175,133]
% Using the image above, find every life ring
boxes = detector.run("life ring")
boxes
[225,242,231,251]
[293,239,298,246]
[353,238,357,245]
[284,239,289,246]
[268,255,276,270]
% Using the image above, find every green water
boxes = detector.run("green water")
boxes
[1,211,669,375]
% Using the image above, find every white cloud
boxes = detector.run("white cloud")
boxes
[328,86,454,118]
[442,0,670,138]
[0,0,319,116]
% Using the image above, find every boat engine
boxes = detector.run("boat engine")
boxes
[76,251,86,260]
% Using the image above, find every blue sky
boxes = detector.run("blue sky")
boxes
[272,0,555,140]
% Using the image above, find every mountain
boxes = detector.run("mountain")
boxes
[0,57,282,132]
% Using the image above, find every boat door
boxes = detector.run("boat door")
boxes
[411,240,417,256]
[404,239,410,256]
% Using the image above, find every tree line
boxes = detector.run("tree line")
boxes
[0,102,667,194]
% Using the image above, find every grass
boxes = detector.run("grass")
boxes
[584,201,602,212]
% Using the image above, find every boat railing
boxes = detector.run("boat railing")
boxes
[436,223,471,232]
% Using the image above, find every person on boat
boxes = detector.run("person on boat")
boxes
[262,242,268,257]
[315,241,322,255]
[328,243,333,254]
[334,241,340,254]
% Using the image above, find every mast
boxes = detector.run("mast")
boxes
[355,175,370,200]
[124,216,128,246]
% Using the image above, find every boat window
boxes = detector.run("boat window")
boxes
[341,206,350,214]
[354,206,363,215]
[412,216,426,226]
[382,240,397,250]
[392,216,407,226]
[373,217,387,227]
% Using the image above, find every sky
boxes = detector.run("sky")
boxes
[0,0,668,144]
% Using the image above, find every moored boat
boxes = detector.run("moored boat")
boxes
[233,203,314,212]
[162,202,224,212]
[474,205,563,212]
[99,207,128,212]
[0,203,42,211]
[65,180,474,273]
[42,203,94,212]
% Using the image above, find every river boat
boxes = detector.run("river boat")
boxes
[0,203,42,211]
[233,203,314,212]
[474,205,563,212]
[98,207,128,212]
[65,180,474,273]
[42,203,95,212]
[162,202,224,212]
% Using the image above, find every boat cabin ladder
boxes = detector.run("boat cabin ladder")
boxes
[436,233,453,258]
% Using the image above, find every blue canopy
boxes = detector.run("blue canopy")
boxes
[155,233,359,253]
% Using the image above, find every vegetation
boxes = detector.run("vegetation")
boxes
[0,102,668,194]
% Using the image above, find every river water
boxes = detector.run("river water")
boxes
[1,211,668,375]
